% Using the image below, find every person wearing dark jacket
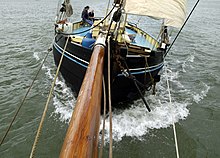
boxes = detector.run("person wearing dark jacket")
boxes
[81,6,93,26]
[88,10,94,22]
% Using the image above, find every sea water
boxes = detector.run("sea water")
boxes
[0,0,220,157]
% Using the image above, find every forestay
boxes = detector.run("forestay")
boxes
[125,0,187,28]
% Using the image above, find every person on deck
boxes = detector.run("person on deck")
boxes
[81,6,93,26]
[88,10,95,22]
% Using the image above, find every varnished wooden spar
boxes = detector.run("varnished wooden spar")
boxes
[60,37,106,158]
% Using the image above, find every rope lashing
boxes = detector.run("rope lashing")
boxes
[29,36,70,158]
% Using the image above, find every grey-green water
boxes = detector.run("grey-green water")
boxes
[0,0,220,157]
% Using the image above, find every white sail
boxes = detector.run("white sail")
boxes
[125,0,187,28]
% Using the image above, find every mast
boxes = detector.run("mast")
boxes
[106,0,126,42]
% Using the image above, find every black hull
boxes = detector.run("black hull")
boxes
[53,35,164,106]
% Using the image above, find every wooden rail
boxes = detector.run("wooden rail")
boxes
[60,43,105,158]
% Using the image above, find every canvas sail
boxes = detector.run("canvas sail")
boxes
[125,0,187,28]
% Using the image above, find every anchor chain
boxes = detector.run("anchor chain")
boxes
[115,51,151,112]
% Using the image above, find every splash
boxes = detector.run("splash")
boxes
[49,68,191,142]
[100,75,190,142]
[32,51,76,123]
[49,66,190,142]
[41,63,76,123]
[33,52,41,61]
[101,101,189,141]
[35,50,208,142]
[52,78,76,123]
[193,82,210,103]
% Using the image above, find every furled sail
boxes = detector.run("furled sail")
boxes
[125,0,187,28]
[64,0,73,17]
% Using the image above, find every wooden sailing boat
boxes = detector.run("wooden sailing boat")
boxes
[52,0,187,156]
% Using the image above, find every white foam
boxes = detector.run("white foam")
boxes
[50,75,76,123]
[42,64,54,80]
[53,94,74,123]
[48,73,190,142]
[48,66,191,142]
[187,53,195,63]
[193,82,210,103]
[33,52,40,61]
[182,53,195,72]
[97,66,191,142]
[40,60,76,123]
[99,87,189,142]
[40,57,194,143]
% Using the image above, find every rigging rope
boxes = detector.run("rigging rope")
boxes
[163,1,201,155]
[165,64,180,158]
[107,37,113,158]
[29,36,70,158]
[105,0,111,17]
[163,2,201,154]
[0,47,52,146]
[99,77,107,158]
[164,0,200,57]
